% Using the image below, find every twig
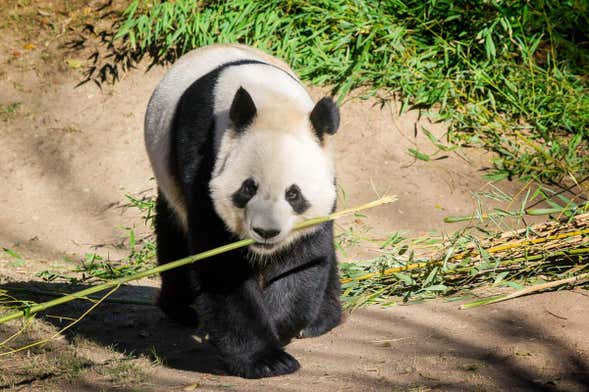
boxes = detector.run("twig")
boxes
[1,287,155,307]
[0,285,121,357]
[460,272,589,309]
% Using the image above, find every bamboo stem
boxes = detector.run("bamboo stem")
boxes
[341,233,589,284]
[2,287,155,307]
[460,272,589,309]
[0,195,397,325]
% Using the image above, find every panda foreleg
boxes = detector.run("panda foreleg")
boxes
[155,193,199,326]
[299,255,343,338]
[192,273,300,378]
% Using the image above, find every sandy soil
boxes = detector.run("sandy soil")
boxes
[0,2,587,391]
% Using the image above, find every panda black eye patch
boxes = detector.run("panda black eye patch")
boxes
[285,184,310,214]
[232,178,258,208]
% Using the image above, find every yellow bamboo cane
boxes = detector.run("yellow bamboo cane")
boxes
[0,195,397,325]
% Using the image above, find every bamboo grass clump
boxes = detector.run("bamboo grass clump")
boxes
[0,196,397,325]
[340,212,589,308]
[344,213,589,284]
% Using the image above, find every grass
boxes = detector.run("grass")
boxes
[79,0,589,188]
[0,325,144,390]
[0,318,94,389]
[99,359,147,386]
[0,102,22,121]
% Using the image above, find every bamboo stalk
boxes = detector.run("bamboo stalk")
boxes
[452,228,589,261]
[341,230,589,284]
[460,272,589,309]
[0,195,397,325]
[2,287,154,307]
[340,261,431,284]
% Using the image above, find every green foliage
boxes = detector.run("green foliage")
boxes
[1,102,21,115]
[82,0,589,185]
[339,183,589,309]
[3,248,25,268]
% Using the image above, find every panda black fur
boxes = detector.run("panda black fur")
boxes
[145,44,342,379]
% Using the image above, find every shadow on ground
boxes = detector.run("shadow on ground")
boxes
[0,281,226,374]
[1,281,588,391]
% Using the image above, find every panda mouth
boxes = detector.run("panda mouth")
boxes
[251,242,276,249]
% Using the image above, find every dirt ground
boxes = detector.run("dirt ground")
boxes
[1,2,588,391]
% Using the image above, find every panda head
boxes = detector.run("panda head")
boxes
[210,87,340,256]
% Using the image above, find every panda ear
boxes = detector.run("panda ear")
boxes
[230,87,257,133]
[310,96,340,141]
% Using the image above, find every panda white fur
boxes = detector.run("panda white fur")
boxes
[144,44,342,379]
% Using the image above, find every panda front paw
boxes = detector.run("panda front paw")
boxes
[224,347,300,379]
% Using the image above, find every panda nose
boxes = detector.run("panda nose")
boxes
[253,227,281,240]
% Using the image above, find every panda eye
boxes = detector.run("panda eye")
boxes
[285,185,301,202]
[231,178,258,208]
[241,178,258,197]
[285,184,310,214]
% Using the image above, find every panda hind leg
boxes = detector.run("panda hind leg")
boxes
[299,262,343,338]
[155,193,199,327]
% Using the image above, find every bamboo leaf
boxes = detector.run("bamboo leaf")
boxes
[408,148,430,161]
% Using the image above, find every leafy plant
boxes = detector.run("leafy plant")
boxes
[338,183,589,309]
[78,0,589,187]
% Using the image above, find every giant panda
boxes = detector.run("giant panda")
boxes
[144,44,342,379]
